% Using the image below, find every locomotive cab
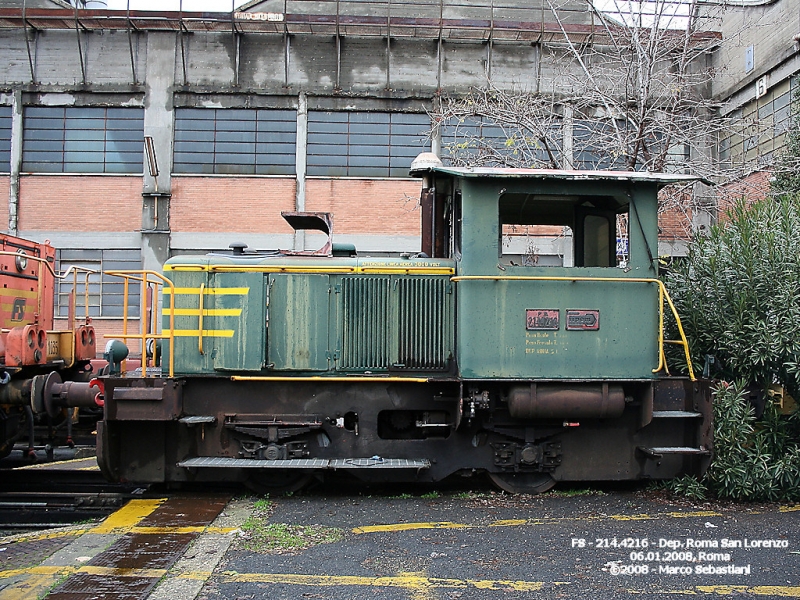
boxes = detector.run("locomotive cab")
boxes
[414,161,664,380]
[97,157,712,494]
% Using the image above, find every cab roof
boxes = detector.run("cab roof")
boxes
[416,165,712,186]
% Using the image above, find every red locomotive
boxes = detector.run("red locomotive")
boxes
[0,233,102,459]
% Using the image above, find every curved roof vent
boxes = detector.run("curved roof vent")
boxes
[409,152,443,177]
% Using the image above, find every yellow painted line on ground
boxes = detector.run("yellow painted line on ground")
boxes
[176,570,214,581]
[779,505,800,513]
[1,565,798,597]
[0,574,63,600]
[696,586,800,597]
[0,565,167,581]
[0,565,74,579]
[173,329,235,337]
[488,519,528,527]
[0,566,555,593]
[78,565,167,578]
[0,523,237,545]
[217,572,555,592]
[354,521,470,534]
[0,566,74,600]
[130,525,238,535]
[353,511,724,535]
[0,527,88,545]
[78,465,100,471]
[89,498,167,534]
[401,571,436,600]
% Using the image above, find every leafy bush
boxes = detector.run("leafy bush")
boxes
[662,194,800,501]
[665,195,800,398]
[658,474,707,501]
[704,382,800,501]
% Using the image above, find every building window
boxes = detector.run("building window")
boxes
[173,108,297,175]
[441,115,562,169]
[720,75,799,172]
[0,106,11,173]
[307,111,429,177]
[56,249,142,318]
[22,107,144,174]
[573,120,629,170]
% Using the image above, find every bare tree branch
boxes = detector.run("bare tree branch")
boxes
[429,0,767,240]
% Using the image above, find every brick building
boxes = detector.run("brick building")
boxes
[0,0,796,341]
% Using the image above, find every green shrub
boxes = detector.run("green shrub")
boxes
[662,194,800,501]
[657,474,707,501]
[705,382,800,501]
[665,195,800,398]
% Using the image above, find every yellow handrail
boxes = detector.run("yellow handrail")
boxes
[450,275,695,381]
[103,270,176,378]
[198,282,205,355]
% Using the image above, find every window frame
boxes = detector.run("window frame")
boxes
[22,106,145,174]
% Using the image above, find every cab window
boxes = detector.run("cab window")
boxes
[499,193,628,267]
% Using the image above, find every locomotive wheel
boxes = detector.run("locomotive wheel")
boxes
[488,472,556,494]
[245,470,314,495]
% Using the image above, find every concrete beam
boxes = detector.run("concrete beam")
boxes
[18,231,143,249]
[8,89,22,235]
[141,32,177,272]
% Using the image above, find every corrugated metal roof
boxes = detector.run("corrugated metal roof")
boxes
[424,165,712,186]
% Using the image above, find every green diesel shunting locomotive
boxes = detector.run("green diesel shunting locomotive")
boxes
[96,155,712,493]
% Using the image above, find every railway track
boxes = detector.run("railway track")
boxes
[0,467,139,533]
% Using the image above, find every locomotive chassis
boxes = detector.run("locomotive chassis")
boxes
[98,375,711,491]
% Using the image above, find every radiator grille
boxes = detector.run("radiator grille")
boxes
[397,278,449,370]
[341,277,391,369]
[340,276,451,371]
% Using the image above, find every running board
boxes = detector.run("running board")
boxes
[637,446,711,459]
[651,411,703,418]
[178,456,431,470]
[179,416,217,425]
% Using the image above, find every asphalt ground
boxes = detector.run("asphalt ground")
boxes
[1,475,799,600]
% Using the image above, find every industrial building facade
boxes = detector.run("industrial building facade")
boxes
[0,0,798,340]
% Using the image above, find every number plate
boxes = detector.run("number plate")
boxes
[526,309,559,331]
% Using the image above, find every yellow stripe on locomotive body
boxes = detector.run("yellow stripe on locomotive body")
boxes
[163,287,250,295]
[160,254,456,375]
[173,329,236,338]
[163,308,243,317]
[0,288,41,299]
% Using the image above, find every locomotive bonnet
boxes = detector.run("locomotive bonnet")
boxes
[96,155,712,493]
